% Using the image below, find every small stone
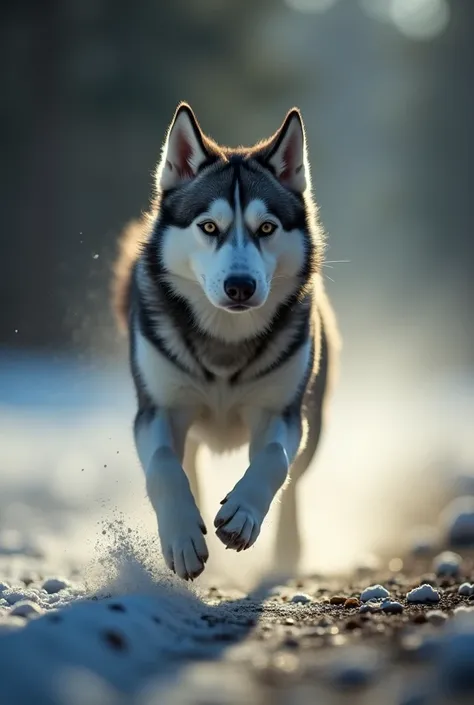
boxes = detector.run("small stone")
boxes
[433,551,462,577]
[436,617,474,694]
[345,619,362,630]
[406,584,440,604]
[443,497,474,548]
[327,648,379,688]
[360,601,381,614]
[42,578,69,594]
[283,636,299,649]
[380,599,404,615]
[425,610,448,626]
[344,597,360,608]
[291,593,311,604]
[409,526,439,556]
[10,601,42,618]
[458,582,474,597]
[284,618,295,626]
[360,585,390,602]
[318,617,332,627]
[330,595,347,605]
[411,612,427,624]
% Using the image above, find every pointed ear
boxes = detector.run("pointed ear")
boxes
[157,103,210,191]
[265,109,309,193]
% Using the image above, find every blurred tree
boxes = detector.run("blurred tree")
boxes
[0,0,303,355]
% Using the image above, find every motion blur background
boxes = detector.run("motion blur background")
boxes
[1,0,473,579]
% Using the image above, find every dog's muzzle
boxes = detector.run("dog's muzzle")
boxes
[224,276,256,306]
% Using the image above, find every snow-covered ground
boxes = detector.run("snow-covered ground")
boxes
[0,351,473,704]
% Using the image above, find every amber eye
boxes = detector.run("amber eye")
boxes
[258,221,277,236]
[199,221,218,235]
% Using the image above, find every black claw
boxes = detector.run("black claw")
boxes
[220,497,228,505]
[200,524,207,535]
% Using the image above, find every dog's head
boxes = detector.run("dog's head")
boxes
[153,103,322,318]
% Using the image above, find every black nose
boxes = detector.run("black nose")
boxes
[224,276,256,303]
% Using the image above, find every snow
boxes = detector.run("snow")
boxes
[406,584,441,604]
[458,583,474,597]
[42,579,70,595]
[1,351,474,702]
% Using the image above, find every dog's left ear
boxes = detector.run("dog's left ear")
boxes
[263,109,309,193]
[157,103,210,191]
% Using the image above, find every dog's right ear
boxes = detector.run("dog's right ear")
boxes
[157,103,210,191]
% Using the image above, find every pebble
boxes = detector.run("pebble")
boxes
[290,593,311,604]
[330,595,346,605]
[432,551,462,577]
[399,690,428,705]
[409,526,439,556]
[10,601,42,618]
[327,648,379,688]
[42,578,69,594]
[442,497,474,548]
[399,632,440,660]
[406,584,440,604]
[425,610,448,626]
[458,583,474,597]
[344,598,360,608]
[360,601,381,614]
[360,585,390,602]
[436,617,474,694]
[380,598,404,615]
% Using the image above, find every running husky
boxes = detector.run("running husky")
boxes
[113,103,340,580]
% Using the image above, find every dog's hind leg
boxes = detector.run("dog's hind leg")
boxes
[273,309,335,575]
[183,438,201,508]
[273,408,323,575]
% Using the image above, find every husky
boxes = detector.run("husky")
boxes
[112,103,340,580]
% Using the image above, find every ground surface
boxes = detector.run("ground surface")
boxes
[1,354,474,704]
[2,543,474,704]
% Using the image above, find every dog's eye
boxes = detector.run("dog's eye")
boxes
[199,221,219,235]
[258,221,277,237]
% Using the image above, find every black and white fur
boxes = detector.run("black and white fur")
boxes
[112,103,340,580]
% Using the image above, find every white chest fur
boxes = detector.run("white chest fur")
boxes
[134,328,312,453]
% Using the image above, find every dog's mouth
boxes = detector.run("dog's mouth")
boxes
[224,303,253,313]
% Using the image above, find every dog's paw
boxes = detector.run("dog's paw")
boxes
[214,497,262,551]
[158,507,209,580]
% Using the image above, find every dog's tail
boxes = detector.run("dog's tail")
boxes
[111,214,152,333]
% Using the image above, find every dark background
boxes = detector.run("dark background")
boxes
[1,0,473,378]
[0,0,473,579]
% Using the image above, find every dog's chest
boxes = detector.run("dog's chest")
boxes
[135,327,311,451]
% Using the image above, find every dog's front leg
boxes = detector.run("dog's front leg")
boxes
[134,406,208,580]
[214,409,302,551]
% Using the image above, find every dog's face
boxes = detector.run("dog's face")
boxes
[155,104,318,314]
